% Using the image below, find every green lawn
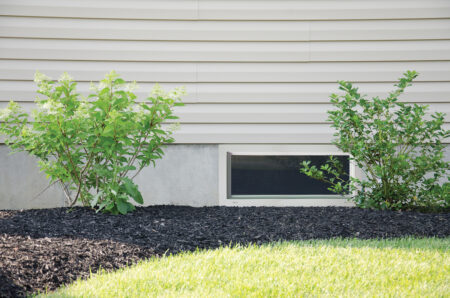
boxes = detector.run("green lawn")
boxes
[45,238,449,297]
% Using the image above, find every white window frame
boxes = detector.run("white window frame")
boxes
[218,144,356,207]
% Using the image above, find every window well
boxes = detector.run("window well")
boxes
[228,154,350,197]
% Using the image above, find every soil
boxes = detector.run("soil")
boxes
[0,206,448,297]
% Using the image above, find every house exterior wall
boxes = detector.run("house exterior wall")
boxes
[0,0,449,209]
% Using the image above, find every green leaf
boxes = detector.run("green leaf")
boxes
[121,177,144,204]
[116,198,131,215]
[97,200,110,212]
[90,191,103,208]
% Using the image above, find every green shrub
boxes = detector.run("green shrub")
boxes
[0,71,185,214]
[301,71,449,211]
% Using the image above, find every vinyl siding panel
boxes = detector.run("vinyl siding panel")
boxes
[197,0,450,21]
[2,39,449,62]
[0,0,449,144]
[0,0,199,20]
[1,0,449,20]
[2,81,450,104]
[171,123,450,144]
[2,102,449,124]
[1,60,450,83]
[4,123,450,144]
[2,17,450,41]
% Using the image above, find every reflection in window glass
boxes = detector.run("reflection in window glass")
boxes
[230,155,349,196]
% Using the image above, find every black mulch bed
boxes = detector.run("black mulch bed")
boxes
[0,206,449,297]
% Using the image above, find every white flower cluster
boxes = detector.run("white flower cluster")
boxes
[34,71,54,94]
[133,104,148,123]
[89,71,120,93]
[58,72,74,82]
[168,122,180,133]
[73,101,90,120]
[38,100,64,115]
[105,70,119,82]
[125,81,138,92]
[38,82,53,94]
[0,101,19,120]
[168,86,187,100]
[0,107,12,120]
[151,83,165,97]
[89,82,98,92]
[34,71,51,84]
[99,82,108,90]
[89,81,108,92]
[150,84,186,100]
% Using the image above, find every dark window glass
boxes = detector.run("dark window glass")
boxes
[230,155,349,196]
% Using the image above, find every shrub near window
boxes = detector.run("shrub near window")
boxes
[0,71,185,214]
[301,71,449,211]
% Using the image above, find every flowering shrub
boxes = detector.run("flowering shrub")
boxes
[301,71,449,211]
[0,71,185,214]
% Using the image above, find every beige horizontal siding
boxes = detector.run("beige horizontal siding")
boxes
[171,123,450,144]
[1,60,450,83]
[2,17,450,41]
[2,38,450,62]
[197,1,450,21]
[1,0,449,20]
[1,81,450,104]
[2,102,449,124]
[2,123,450,144]
[0,0,449,144]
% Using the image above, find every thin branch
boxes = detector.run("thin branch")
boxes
[70,182,83,207]
[31,179,59,201]
[60,181,74,206]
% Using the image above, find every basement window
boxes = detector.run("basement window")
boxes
[227,154,350,198]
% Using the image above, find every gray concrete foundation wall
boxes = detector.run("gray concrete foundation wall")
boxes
[134,144,219,207]
[0,146,66,209]
[0,144,219,210]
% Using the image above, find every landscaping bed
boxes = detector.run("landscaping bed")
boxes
[0,206,449,297]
